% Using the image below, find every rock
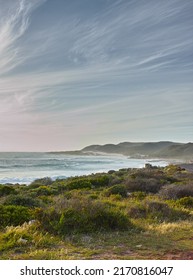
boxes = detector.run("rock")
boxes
[28,220,36,225]
[18,238,28,244]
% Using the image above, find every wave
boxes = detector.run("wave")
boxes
[0,175,67,185]
[0,153,168,185]
[0,160,117,170]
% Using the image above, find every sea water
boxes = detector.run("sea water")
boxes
[0,152,168,184]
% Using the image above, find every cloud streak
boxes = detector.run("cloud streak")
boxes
[0,0,193,150]
[0,0,46,74]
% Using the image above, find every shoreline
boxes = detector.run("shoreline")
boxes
[0,155,169,185]
[1,161,193,186]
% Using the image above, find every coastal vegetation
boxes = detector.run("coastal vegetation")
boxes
[0,164,193,259]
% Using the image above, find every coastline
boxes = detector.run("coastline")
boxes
[0,153,169,185]
[0,162,193,260]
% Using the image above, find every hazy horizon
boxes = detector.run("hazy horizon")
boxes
[0,0,193,152]
[0,140,191,153]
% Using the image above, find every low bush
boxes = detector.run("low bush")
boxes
[0,185,17,196]
[129,169,175,184]
[0,205,32,227]
[145,201,170,216]
[129,169,162,179]
[34,207,60,233]
[164,165,184,175]
[128,200,189,222]
[60,206,130,234]
[130,191,147,200]
[128,204,146,218]
[109,176,123,186]
[146,200,189,221]
[115,170,127,176]
[57,178,92,191]
[159,182,193,199]
[29,177,53,188]
[36,199,132,234]
[88,194,98,200]
[89,175,109,188]
[66,179,92,190]
[175,197,193,208]
[126,178,163,193]
[104,184,128,197]
[3,195,39,207]
[108,170,116,174]
[32,186,53,196]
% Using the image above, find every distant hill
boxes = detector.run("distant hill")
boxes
[81,141,193,159]
[49,141,193,160]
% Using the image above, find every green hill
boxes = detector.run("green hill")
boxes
[82,141,193,159]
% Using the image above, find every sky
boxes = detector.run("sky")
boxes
[0,0,193,151]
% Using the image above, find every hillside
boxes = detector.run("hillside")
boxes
[82,141,193,159]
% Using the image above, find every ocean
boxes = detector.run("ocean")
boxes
[0,152,168,184]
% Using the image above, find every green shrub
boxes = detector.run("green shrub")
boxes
[128,204,146,218]
[108,170,116,174]
[36,199,132,234]
[115,170,127,176]
[109,176,123,186]
[126,178,162,193]
[88,194,98,200]
[145,200,189,222]
[66,179,92,190]
[58,204,131,234]
[164,165,184,175]
[175,197,193,208]
[34,207,60,233]
[0,205,32,227]
[129,169,162,179]
[29,177,53,188]
[131,191,147,200]
[0,185,17,196]
[128,200,189,222]
[128,169,174,183]
[38,195,53,204]
[104,184,128,197]
[159,182,193,199]
[57,178,92,191]
[33,186,53,196]
[4,195,39,207]
[89,175,109,188]
[146,201,170,214]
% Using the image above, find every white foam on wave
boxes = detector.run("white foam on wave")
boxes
[0,153,168,185]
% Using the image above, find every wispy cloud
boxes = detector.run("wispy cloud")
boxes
[0,0,193,150]
[0,0,46,74]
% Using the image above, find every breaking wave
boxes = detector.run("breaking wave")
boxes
[0,152,168,184]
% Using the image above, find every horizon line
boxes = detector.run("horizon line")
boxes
[0,140,192,153]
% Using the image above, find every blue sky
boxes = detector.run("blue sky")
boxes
[0,0,193,151]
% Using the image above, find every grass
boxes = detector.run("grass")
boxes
[1,221,192,260]
[0,164,193,259]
